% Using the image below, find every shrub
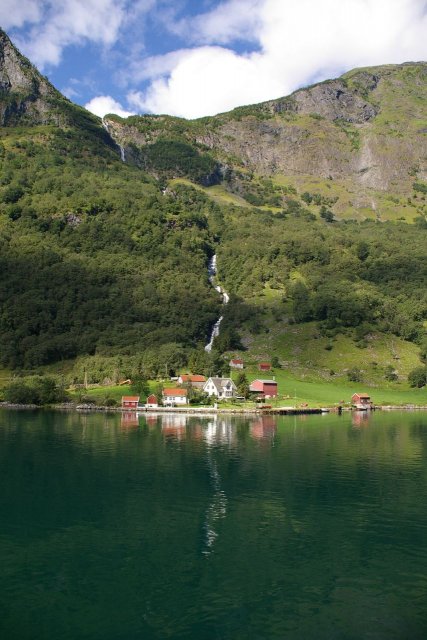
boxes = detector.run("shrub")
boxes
[347,367,362,382]
[408,366,427,388]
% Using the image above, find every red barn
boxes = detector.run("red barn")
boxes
[121,396,140,410]
[249,379,278,398]
[258,362,271,372]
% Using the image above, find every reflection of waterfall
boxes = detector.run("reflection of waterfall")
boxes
[203,456,227,556]
[205,254,229,352]
[102,118,126,163]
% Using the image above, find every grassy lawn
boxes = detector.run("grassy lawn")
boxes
[236,367,427,407]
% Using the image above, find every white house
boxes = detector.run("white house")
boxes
[203,377,237,399]
[162,388,188,406]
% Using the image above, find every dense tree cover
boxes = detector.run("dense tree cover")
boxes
[1,120,426,374]
[136,139,220,186]
[215,205,427,346]
[4,376,68,404]
[0,128,220,368]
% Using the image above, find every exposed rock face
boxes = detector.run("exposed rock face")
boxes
[104,62,427,194]
[270,78,379,123]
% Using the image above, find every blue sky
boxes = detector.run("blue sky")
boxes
[1,0,427,119]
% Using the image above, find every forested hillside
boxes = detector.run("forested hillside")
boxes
[0,29,426,382]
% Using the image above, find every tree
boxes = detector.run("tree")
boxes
[131,374,150,399]
[408,366,427,388]
[235,372,250,399]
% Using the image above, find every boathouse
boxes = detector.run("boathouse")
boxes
[145,394,158,409]
[351,393,372,409]
[121,396,140,410]
[249,379,278,398]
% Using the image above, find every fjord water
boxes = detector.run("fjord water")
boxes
[1,411,427,639]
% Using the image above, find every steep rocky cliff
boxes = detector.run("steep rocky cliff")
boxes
[105,62,427,219]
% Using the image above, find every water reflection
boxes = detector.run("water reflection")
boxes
[120,412,139,429]
[352,410,372,429]
[250,415,277,440]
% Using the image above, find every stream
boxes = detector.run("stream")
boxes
[205,254,229,352]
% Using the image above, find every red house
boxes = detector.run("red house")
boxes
[249,379,278,398]
[145,394,158,408]
[351,393,372,409]
[258,362,271,372]
[177,374,206,388]
[121,396,140,410]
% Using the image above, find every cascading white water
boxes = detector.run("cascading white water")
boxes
[205,254,229,352]
[102,118,126,163]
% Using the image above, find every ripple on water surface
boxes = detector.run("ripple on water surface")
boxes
[1,410,427,639]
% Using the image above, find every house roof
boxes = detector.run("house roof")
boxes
[179,374,206,382]
[204,377,237,392]
[353,393,371,398]
[122,396,140,402]
[163,388,188,396]
[251,379,277,385]
[230,358,243,364]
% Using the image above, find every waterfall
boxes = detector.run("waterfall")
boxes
[102,118,126,163]
[205,254,229,352]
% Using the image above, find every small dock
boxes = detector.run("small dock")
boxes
[264,407,323,415]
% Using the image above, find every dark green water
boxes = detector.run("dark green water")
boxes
[1,410,427,639]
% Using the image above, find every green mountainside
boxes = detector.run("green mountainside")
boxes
[0,29,426,388]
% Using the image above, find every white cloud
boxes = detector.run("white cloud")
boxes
[85,95,135,118]
[133,0,427,118]
[0,0,42,29]
[6,0,155,69]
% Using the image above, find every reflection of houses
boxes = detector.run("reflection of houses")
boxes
[121,395,139,410]
[177,374,207,389]
[250,415,277,439]
[121,412,139,428]
[352,411,371,428]
[249,379,278,398]
[162,388,188,406]
[258,362,271,372]
[229,358,244,369]
[351,393,373,410]
[203,377,237,399]
[162,414,187,439]
[145,394,158,409]
[204,417,236,445]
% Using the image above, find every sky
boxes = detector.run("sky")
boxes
[1,0,427,120]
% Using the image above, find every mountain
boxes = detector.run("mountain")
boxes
[0,29,426,385]
[105,62,427,221]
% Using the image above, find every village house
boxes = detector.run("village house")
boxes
[249,379,278,398]
[351,393,373,410]
[162,388,188,406]
[229,358,244,369]
[145,394,158,409]
[258,362,272,372]
[121,396,140,410]
[203,377,237,399]
[177,374,207,389]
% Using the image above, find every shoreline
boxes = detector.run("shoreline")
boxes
[1,402,427,415]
